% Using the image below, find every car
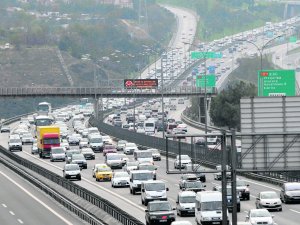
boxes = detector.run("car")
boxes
[8,136,22,152]
[70,153,87,169]
[111,171,130,188]
[68,136,80,145]
[236,179,250,200]
[31,143,38,154]
[79,138,89,149]
[63,164,81,180]
[0,125,10,133]
[280,182,300,204]
[102,135,113,145]
[245,209,275,225]
[50,147,66,162]
[176,191,196,217]
[60,139,70,150]
[179,174,198,189]
[213,185,241,212]
[95,164,113,181]
[65,149,80,164]
[141,180,169,206]
[256,191,282,211]
[177,124,187,133]
[123,161,139,173]
[103,144,117,156]
[181,180,206,192]
[183,164,206,182]
[21,133,34,144]
[105,153,124,169]
[145,201,176,225]
[213,165,231,181]
[124,142,138,155]
[149,148,161,161]
[138,163,158,180]
[116,140,127,151]
[174,155,192,169]
[81,147,95,160]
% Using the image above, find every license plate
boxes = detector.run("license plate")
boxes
[159,220,167,222]
[212,222,220,225]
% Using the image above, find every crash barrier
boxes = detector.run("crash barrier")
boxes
[0,146,144,225]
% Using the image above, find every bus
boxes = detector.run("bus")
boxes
[37,102,52,116]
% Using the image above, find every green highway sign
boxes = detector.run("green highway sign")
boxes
[258,70,295,96]
[289,36,297,43]
[196,74,216,93]
[191,51,223,59]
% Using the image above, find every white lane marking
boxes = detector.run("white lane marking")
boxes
[18,219,24,224]
[290,209,300,214]
[22,151,145,212]
[242,179,280,191]
[0,171,73,225]
[9,211,15,215]
[2,204,7,208]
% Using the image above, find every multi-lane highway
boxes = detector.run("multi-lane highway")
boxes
[0,163,85,225]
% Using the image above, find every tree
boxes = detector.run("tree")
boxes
[210,81,256,130]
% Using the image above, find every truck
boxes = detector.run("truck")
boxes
[37,126,60,158]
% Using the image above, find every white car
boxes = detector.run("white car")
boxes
[79,138,89,149]
[124,142,138,155]
[60,139,70,150]
[246,209,275,225]
[255,191,282,211]
[174,155,192,169]
[102,135,113,145]
[177,123,187,132]
[111,171,130,187]
[63,164,81,180]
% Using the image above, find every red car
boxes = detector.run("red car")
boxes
[103,144,117,156]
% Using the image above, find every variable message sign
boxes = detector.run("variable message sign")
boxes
[124,79,158,89]
[257,70,295,96]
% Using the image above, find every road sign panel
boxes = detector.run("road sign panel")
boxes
[191,51,222,59]
[289,36,297,43]
[196,74,216,93]
[257,70,295,96]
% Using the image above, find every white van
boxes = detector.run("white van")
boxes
[144,120,155,135]
[134,150,154,164]
[88,134,103,152]
[141,180,168,205]
[129,170,153,195]
[195,191,228,225]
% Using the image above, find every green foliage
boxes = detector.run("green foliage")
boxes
[209,81,256,130]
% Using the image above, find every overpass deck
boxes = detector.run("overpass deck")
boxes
[0,87,216,98]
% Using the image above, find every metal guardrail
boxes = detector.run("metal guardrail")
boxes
[0,154,105,225]
[0,146,144,225]
[0,86,216,97]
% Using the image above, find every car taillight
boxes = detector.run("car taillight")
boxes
[162,216,167,219]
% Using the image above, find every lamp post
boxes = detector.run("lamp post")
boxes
[238,34,284,71]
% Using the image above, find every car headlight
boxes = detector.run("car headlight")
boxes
[146,193,152,198]
[202,217,211,221]
[132,183,138,187]
[150,216,156,219]
[245,188,250,192]
[169,214,176,218]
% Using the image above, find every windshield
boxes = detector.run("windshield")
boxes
[261,192,278,199]
[145,123,154,127]
[149,202,171,212]
[97,167,111,172]
[36,119,52,126]
[72,154,85,160]
[119,141,127,145]
[126,162,139,167]
[126,143,136,147]
[66,151,80,157]
[114,172,129,178]
[133,173,153,180]
[286,183,300,191]
[107,155,122,160]
[65,165,79,171]
[180,196,195,203]
[202,201,222,211]
[139,165,156,171]
[137,152,152,158]
[52,148,64,154]
[180,155,190,160]
[44,138,60,145]
[145,183,165,191]
[185,182,203,188]
[251,210,271,217]
[90,138,102,143]
[10,139,21,143]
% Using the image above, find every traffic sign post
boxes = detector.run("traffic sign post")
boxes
[258,70,295,96]
[196,74,216,93]
[289,36,297,43]
[191,51,222,59]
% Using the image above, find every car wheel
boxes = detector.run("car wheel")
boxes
[279,207,282,212]
[237,206,241,212]
[284,196,289,204]
[247,195,250,200]
[142,198,144,205]
[50,159,53,162]
[132,189,136,195]
[78,176,81,181]
[130,188,132,194]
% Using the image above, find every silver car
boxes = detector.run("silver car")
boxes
[63,164,81,180]
[256,191,282,211]
[50,147,66,162]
